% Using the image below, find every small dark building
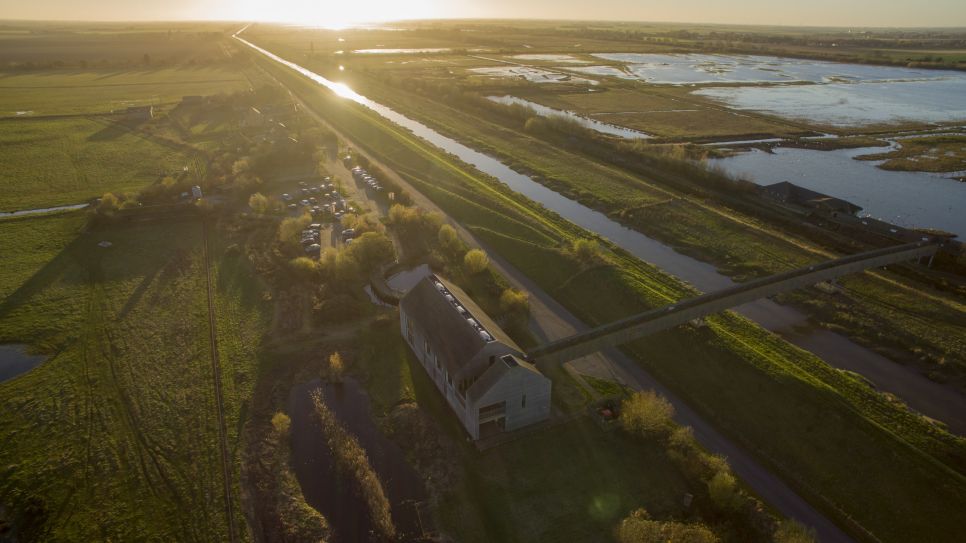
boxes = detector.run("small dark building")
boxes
[125,106,153,120]
[181,95,204,105]
[761,181,862,216]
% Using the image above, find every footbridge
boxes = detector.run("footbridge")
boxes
[526,240,942,366]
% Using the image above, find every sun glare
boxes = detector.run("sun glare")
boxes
[229,0,447,28]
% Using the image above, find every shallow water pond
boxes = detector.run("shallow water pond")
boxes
[386,263,432,291]
[0,345,44,383]
[487,95,650,139]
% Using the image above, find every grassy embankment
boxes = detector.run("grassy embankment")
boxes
[854,135,966,173]
[0,118,198,212]
[0,212,229,540]
[341,64,966,390]
[247,43,966,543]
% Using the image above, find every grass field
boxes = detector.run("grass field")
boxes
[243,42,966,541]
[0,66,250,116]
[0,212,230,540]
[853,135,966,173]
[0,117,199,211]
[0,210,272,540]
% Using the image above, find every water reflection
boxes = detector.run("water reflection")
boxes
[0,345,44,383]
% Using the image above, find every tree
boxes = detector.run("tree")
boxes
[708,471,742,512]
[464,249,489,274]
[438,224,461,252]
[617,509,719,543]
[329,353,344,383]
[500,289,529,319]
[622,390,674,438]
[774,520,818,543]
[573,239,599,261]
[194,198,213,214]
[249,193,268,213]
[271,412,291,438]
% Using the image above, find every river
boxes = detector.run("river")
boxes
[235,30,966,435]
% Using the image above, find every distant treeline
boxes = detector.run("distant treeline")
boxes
[2,51,250,71]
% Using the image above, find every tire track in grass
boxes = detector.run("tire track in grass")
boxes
[202,216,238,543]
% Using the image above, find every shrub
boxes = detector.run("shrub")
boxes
[616,509,719,543]
[573,239,599,261]
[95,193,120,217]
[500,289,530,318]
[438,224,458,247]
[622,391,674,438]
[194,198,214,214]
[310,391,395,540]
[279,213,313,251]
[271,412,291,439]
[329,353,344,383]
[669,425,694,450]
[249,192,268,213]
[708,471,741,512]
[774,520,818,543]
[464,249,490,274]
[290,257,318,280]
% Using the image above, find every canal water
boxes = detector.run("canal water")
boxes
[1,204,87,217]
[288,378,427,542]
[386,263,431,291]
[237,31,966,434]
[0,344,44,383]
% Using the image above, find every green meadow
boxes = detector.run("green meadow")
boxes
[0,118,196,211]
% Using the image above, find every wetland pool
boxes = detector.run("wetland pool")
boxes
[0,345,44,383]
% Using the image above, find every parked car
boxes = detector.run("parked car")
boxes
[326,184,335,191]
[344,238,354,245]
[333,212,343,220]
[300,199,310,206]
[301,188,309,196]
[287,203,297,209]
[298,181,308,187]
[376,186,386,192]
[310,187,320,194]
[305,244,322,254]
[323,204,331,213]
[309,197,317,205]
[341,229,355,240]
[309,223,322,231]
[282,193,292,201]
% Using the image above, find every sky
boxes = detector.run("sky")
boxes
[2,0,965,28]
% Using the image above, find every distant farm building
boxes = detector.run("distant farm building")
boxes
[125,106,153,120]
[241,107,264,127]
[761,181,862,216]
[400,275,551,440]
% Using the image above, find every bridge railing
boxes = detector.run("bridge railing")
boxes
[527,239,939,363]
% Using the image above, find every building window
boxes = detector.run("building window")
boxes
[521,394,526,409]
[488,355,495,366]
[436,357,441,370]
[407,319,413,345]
[425,342,431,356]
[447,373,453,387]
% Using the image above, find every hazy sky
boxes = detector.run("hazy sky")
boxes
[3,0,965,28]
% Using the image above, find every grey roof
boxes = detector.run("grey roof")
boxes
[467,354,543,403]
[400,275,520,376]
[762,182,862,215]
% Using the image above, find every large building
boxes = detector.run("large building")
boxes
[400,275,551,440]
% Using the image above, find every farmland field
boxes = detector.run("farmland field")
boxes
[0,65,251,116]
[0,214,232,541]
[0,117,198,211]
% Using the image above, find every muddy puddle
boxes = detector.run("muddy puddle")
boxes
[288,378,427,542]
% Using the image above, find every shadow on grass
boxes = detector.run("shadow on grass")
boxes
[86,125,125,142]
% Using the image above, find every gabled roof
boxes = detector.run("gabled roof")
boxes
[400,275,520,375]
[467,354,543,403]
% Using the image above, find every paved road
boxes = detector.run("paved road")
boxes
[282,83,854,543]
